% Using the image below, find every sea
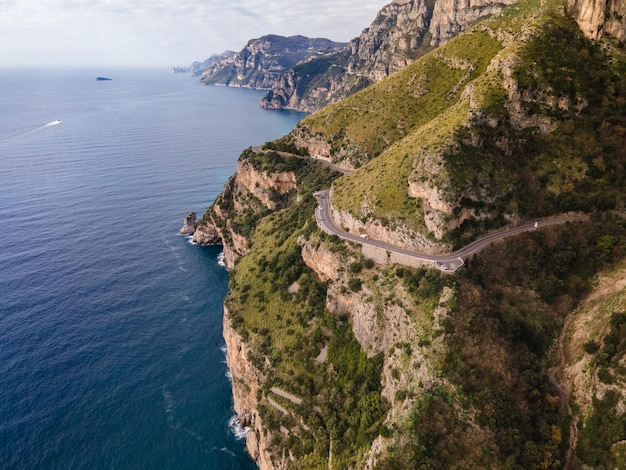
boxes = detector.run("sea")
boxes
[0,67,305,469]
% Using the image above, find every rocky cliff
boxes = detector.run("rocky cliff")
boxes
[261,0,517,112]
[198,35,346,90]
[222,306,275,469]
[189,0,626,467]
[569,0,626,40]
[187,146,339,268]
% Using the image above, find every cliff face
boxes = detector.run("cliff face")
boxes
[223,306,275,469]
[261,0,517,112]
[198,35,346,90]
[569,0,626,40]
[189,151,302,268]
[193,0,626,467]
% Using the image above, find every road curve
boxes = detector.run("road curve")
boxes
[314,189,588,272]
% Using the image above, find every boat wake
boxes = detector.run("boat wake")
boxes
[2,120,62,142]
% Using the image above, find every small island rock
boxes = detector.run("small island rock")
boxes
[192,222,222,245]
[180,212,197,235]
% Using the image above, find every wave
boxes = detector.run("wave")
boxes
[228,415,250,440]
[2,120,62,142]
[217,251,226,267]
[162,388,175,414]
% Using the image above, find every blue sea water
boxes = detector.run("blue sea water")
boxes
[0,68,305,469]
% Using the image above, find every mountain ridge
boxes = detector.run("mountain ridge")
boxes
[187,0,626,467]
[170,51,237,76]
[261,0,518,112]
[198,35,347,90]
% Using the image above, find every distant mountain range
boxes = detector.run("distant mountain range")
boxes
[170,51,236,77]
[196,35,347,90]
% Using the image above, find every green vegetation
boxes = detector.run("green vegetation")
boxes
[577,311,626,466]
[262,134,309,156]
[202,0,626,467]
[219,147,387,467]
[301,29,502,166]
[380,217,626,469]
[577,390,626,467]
[444,11,626,237]
[298,0,626,247]
[226,206,388,466]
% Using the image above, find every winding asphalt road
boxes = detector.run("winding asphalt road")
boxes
[314,189,587,272]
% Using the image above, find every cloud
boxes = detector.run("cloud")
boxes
[1,0,386,66]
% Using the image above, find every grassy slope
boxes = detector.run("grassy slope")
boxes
[301,29,502,164]
[212,0,626,467]
[295,0,626,244]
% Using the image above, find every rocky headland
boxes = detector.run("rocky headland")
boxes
[170,51,237,77]
[198,35,347,90]
[185,0,626,468]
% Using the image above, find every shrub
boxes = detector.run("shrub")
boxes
[583,340,600,354]
[349,261,363,274]
[348,278,362,292]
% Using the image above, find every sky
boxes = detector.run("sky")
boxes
[0,0,387,67]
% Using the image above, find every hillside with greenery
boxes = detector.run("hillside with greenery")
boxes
[200,0,626,467]
[289,0,626,246]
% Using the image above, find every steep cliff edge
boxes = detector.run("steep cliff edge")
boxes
[569,0,626,40]
[261,0,517,112]
[198,35,346,90]
[189,146,341,268]
[223,306,275,468]
[192,0,626,467]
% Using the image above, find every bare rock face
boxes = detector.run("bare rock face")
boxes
[300,238,343,282]
[179,211,197,235]
[223,307,276,469]
[199,35,346,90]
[237,159,297,210]
[191,221,222,245]
[262,0,517,112]
[570,0,626,40]
[428,0,517,45]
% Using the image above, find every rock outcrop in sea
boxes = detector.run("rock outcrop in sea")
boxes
[179,212,197,235]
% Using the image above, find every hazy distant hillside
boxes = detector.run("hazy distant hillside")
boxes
[198,35,346,90]
[170,51,236,76]
[261,0,517,112]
